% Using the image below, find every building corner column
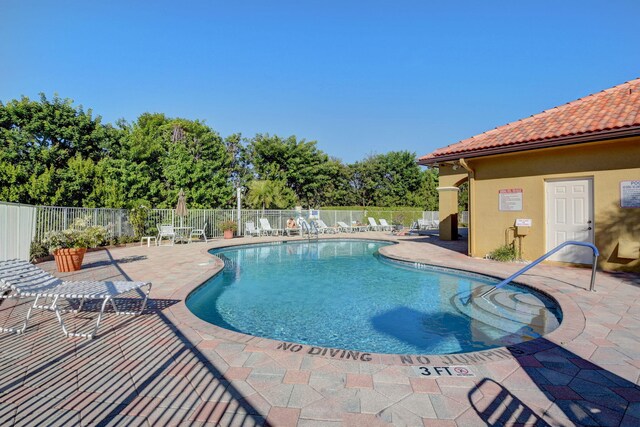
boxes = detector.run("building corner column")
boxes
[437,186,459,241]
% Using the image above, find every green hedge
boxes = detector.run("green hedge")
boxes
[321,206,426,226]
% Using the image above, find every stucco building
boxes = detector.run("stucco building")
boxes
[419,78,640,272]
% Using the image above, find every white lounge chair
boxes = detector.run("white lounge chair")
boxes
[259,218,283,236]
[157,224,176,246]
[368,217,382,231]
[285,221,301,236]
[0,259,152,339]
[244,221,261,237]
[352,221,368,232]
[379,219,392,231]
[189,222,208,243]
[316,219,338,234]
[337,221,355,233]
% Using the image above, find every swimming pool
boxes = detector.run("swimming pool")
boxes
[186,240,562,355]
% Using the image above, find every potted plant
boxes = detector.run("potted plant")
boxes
[43,217,108,272]
[218,220,238,239]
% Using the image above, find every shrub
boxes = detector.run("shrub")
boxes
[42,216,109,254]
[30,241,50,262]
[129,204,150,239]
[217,220,238,232]
[487,244,518,262]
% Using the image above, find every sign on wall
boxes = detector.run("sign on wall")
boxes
[499,188,523,211]
[621,180,640,208]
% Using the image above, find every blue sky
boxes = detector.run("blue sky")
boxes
[2,0,639,163]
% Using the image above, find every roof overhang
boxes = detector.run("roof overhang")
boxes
[418,126,640,166]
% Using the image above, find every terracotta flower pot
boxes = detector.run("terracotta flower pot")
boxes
[223,229,234,239]
[53,248,87,272]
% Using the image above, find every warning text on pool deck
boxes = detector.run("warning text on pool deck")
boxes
[413,365,475,377]
[275,341,527,365]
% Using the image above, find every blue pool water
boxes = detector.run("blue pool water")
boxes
[186,240,562,354]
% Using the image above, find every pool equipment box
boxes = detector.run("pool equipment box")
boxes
[515,218,532,236]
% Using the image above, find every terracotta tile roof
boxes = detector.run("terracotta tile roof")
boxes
[418,78,640,164]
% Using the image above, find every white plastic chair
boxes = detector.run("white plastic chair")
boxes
[285,219,301,236]
[0,259,152,339]
[337,221,355,233]
[352,221,368,232]
[368,217,382,231]
[157,224,176,246]
[190,222,208,243]
[245,221,261,237]
[259,218,283,236]
[316,219,337,234]
[379,219,392,231]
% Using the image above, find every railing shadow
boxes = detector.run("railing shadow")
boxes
[468,339,640,426]
[0,249,269,426]
[469,379,549,426]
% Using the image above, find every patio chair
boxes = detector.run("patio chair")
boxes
[316,219,338,234]
[368,217,382,231]
[378,218,392,231]
[244,221,261,237]
[156,224,176,246]
[190,222,208,243]
[259,218,283,236]
[0,259,152,339]
[352,221,369,232]
[337,221,355,233]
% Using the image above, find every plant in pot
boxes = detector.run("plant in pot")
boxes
[218,220,237,239]
[43,217,109,272]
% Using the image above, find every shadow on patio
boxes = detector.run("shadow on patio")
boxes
[467,340,640,426]
[0,253,269,426]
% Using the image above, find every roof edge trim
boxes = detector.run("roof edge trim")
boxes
[418,127,640,165]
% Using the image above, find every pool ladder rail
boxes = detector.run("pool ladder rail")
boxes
[463,241,599,306]
[299,218,319,241]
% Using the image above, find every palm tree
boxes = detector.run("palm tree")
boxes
[246,180,296,210]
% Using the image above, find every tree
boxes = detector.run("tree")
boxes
[247,134,338,207]
[0,94,122,206]
[245,180,297,210]
[114,114,235,208]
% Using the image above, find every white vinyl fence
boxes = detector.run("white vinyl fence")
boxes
[0,202,37,261]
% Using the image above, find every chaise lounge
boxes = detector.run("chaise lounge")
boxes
[0,259,152,339]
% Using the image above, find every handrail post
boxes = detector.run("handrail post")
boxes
[474,240,599,300]
[589,252,598,292]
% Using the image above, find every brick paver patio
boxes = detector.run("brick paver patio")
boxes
[0,232,638,426]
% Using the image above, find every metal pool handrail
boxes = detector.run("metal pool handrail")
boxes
[474,241,599,301]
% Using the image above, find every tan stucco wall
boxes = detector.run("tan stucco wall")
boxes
[437,167,468,241]
[461,136,640,272]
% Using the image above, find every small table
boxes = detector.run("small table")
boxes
[140,236,157,247]
[173,227,193,244]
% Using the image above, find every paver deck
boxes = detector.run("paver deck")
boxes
[0,232,639,426]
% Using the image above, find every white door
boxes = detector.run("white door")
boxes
[546,178,594,264]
